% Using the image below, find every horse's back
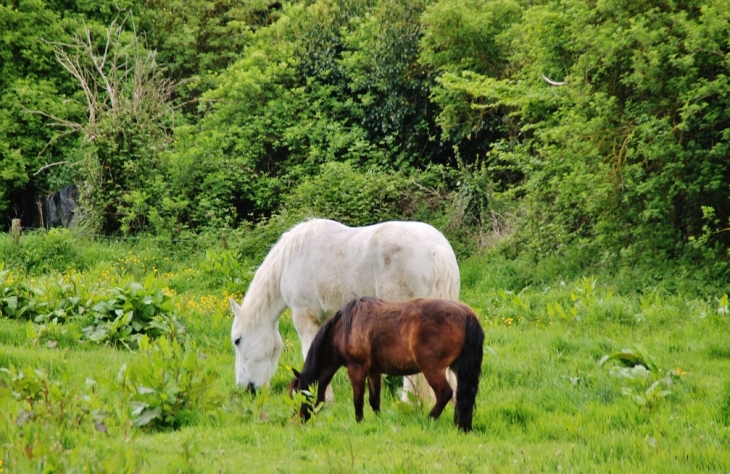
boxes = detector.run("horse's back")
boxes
[374,298,477,347]
[347,297,477,374]
[278,219,460,318]
[364,221,460,301]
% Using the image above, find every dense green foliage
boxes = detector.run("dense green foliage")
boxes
[429,0,730,263]
[2,0,728,270]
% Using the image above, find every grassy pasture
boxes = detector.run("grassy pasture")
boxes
[1,232,730,472]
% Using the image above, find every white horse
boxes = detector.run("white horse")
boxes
[229,218,460,399]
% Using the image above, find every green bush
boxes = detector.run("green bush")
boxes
[0,229,82,275]
[117,336,222,429]
[0,364,103,429]
[426,0,730,264]
[284,161,449,227]
[82,274,185,349]
[199,248,255,292]
[0,268,185,349]
[0,268,47,321]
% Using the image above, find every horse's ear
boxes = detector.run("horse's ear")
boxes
[229,297,241,317]
[291,368,300,378]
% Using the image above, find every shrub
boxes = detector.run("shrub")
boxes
[82,274,185,349]
[0,229,81,275]
[0,270,186,349]
[199,248,255,292]
[0,365,102,428]
[284,161,450,227]
[117,336,222,429]
[0,268,46,320]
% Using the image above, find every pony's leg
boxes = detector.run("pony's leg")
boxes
[346,365,368,422]
[292,307,334,401]
[421,368,454,420]
[368,374,382,414]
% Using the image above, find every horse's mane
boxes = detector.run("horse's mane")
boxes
[299,310,343,389]
[340,296,383,343]
[240,218,330,328]
[299,296,383,389]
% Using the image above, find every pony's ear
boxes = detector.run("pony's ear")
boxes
[229,297,241,317]
[291,368,300,378]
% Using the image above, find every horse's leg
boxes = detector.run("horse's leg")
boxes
[292,306,334,401]
[402,373,433,402]
[368,374,382,414]
[346,364,368,422]
[421,367,454,420]
[446,368,458,404]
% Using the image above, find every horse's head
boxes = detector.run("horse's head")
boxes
[229,298,283,393]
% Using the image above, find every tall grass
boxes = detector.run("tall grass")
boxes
[1,231,730,472]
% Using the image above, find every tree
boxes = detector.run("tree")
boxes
[45,15,180,234]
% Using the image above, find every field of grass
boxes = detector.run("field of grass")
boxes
[2,230,730,472]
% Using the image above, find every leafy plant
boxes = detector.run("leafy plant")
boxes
[33,275,90,325]
[717,294,728,317]
[117,336,221,429]
[599,345,658,372]
[82,274,185,349]
[600,344,676,410]
[282,382,324,422]
[199,249,254,291]
[0,365,103,428]
[394,390,428,418]
[0,269,46,321]
[620,380,672,409]
[26,319,81,346]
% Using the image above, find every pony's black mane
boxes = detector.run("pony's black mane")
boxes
[299,310,341,390]
[299,296,383,390]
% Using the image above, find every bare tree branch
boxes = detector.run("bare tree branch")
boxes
[541,74,567,86]
[33,161,70,176]
[32,9,180,201]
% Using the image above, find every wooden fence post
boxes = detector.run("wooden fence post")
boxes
[11,218,21,245]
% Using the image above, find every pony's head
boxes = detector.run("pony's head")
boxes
[287,367,315,421]
[229,298,283,392]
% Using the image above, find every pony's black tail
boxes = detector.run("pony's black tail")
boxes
[455,315,484,432]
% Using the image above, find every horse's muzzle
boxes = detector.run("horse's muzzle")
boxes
[246,382,256,394]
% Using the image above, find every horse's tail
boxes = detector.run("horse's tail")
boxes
[455,315,484,432]
[430,245,460,301]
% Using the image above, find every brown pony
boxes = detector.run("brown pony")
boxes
[289,296,484,432]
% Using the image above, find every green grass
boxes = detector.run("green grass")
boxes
[2,233,730,472]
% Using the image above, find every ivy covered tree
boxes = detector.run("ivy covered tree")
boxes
[0,0,284,230]
[162,0,454,228]
[424,0,730,263]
